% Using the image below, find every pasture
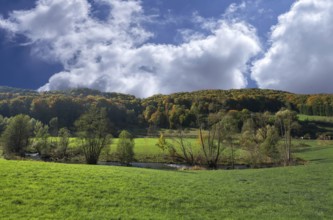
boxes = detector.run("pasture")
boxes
[0,140,332,219]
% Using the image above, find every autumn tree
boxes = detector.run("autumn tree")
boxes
[241,114,280,167]
[156,132,169,152]
[260,125,280,162]
[275,109,298,165]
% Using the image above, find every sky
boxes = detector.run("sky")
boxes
[0,0,332,97]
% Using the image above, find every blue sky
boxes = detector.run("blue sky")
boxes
[0,0,332,97]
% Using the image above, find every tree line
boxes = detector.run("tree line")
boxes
[1,86,333,136]
[1,106,299,169]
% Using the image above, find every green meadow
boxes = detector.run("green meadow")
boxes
[65,137,244,164]
[109,138,167,162]
[1,140,332,219]
[107,137,202,163]
[298,114,333,122]
[47,137,202,163]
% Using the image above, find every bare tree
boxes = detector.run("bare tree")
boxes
[172,129,196,165]
[199,122,223,169]
[198,112,239,169]
[156,130,196,165]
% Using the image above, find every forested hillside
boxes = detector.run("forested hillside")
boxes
[0,86,332,133]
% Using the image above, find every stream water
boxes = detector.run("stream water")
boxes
[98,161,255,170]
[98,161,192,170]
[25,153,277,170]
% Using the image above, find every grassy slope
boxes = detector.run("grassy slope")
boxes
[1,141,333,219]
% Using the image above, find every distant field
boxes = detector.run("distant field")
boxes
[0,140,332,219]
[108,138,167,162]
[298,114,333,122]
[32,136,330,164]
[47,137,245,163]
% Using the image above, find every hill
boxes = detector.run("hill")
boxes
[0,86,333,134]
[0,86,37,94]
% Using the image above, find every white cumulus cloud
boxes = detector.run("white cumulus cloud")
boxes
[252,0,333,94]
[0,0,261,97]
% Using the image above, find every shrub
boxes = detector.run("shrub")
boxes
[116,130,135,165]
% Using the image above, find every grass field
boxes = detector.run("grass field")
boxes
[0,140,332,219]
[64,137,242,163]
[297,114,333,136]
[38,136,328,164]
[109,138,167,162]
[107,137,203,163]
[298,114,333,122]
[35,137,202,163]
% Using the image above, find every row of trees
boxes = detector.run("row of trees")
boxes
[0,104,307,169]
[1,107,135,165]
[157,109,298,168]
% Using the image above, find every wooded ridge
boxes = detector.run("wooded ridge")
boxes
[0,86,332,132]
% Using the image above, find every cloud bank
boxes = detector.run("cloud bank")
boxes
[252,0,333,94]
[0,0,261,97]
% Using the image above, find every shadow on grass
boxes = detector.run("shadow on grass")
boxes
[293,145,332,153]
[309,158,333,164]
